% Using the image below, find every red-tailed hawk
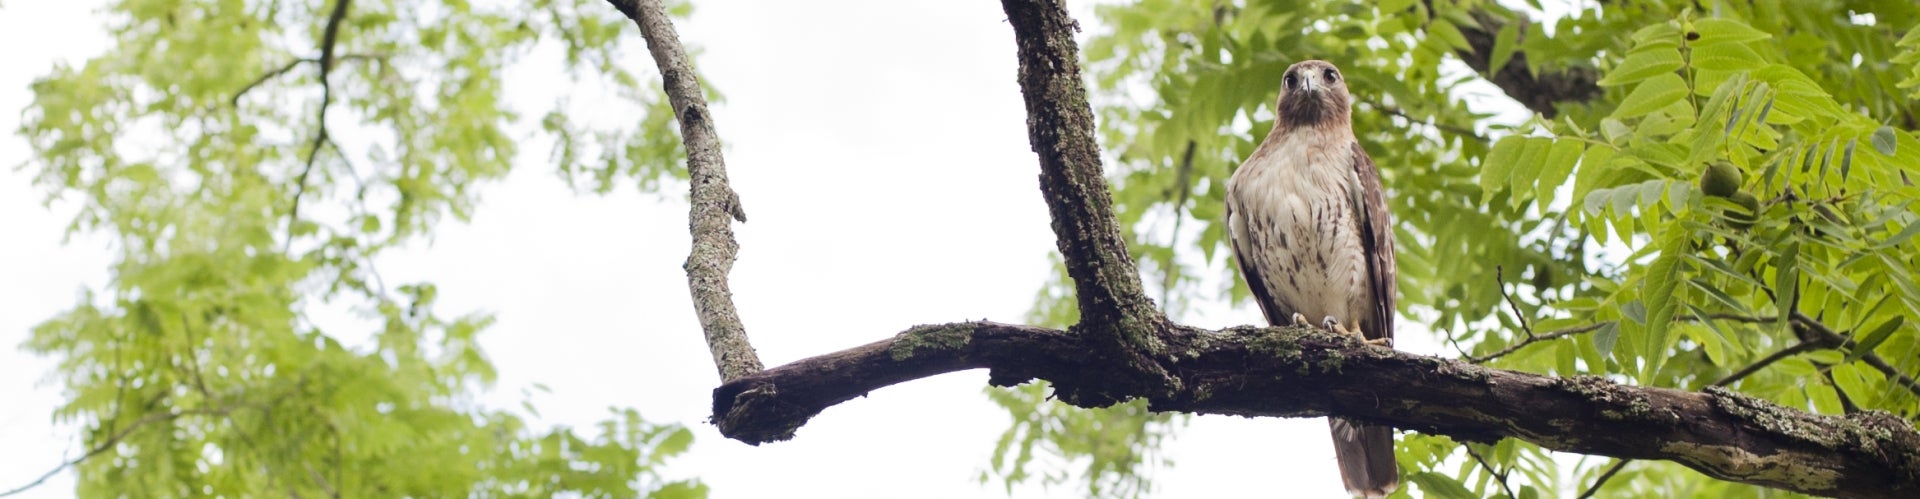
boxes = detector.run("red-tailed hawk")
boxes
[1225,60,1399,497]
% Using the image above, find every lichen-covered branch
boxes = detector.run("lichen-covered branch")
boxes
[711,324,1920,498]
[610,0,761,382]
[999,0,1165,341]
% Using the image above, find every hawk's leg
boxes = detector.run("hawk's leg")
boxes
[1291,313,1311,328]
[1322,316,1393,348]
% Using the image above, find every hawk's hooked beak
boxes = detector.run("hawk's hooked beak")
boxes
[1299,75,1321,93]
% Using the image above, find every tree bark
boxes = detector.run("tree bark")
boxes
[999,0,1169,369]
[712,323,1920,499]
[612,0,762,382]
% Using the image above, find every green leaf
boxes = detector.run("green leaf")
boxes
[649,482,710,499]
[1839,137,1857,181]
[1509,137,1550,207]
[1599,119,1632,145]
[1409,471,1478,499]
[1429,19,1471,51]
[1491,22,1521,73]
[1844,316,1903,364]
[1642,225,1690,376]
[1875,218,1920,250]
[1679,306,1729,365]
[1686,277,1752,314]
[1481,135,1528,203]
[1614,73,1690,119]
[1599,46,1684,86]
[1691,40,1764,71]
[1535,140,1585,214]
[1871,126,1899,156]
[1594,321,1622,358]
[1806,381,1843,414]
[1774,242,1800,331]
[1630,22,1682,46]
[1693,18,1771,45]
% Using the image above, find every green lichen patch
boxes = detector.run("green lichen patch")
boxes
[1242,325,1312,355]
[889,323,974,361]
[1659,440,1842,490]
[1706,386,1847,449]
[1552,375,1658,421]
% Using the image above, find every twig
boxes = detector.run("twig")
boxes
[0,407,233,497]
[1496,266,1533,339]
[1362,99,1489,142]
[1577,459,1630,499]
[1469,322,1607,364]
[1464,444,1517,499]
[1710,341,1818,387]
[1470,313,1776,364]
[610,0,762,382]
[1791,312,1920,398]
[285,0,354,251]
[232,58,308,105]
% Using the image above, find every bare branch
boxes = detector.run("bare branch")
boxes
[609,0,762,382]
[1360,98,1488,142]
[1471,313,1777,364]
[232,58,308,106]
[0,406,235,498]
[1468,322,1607,364]
[230,53,386,107]
[1496,266,1533,338]
[1464,443,1517,499]
[711,323,1920,498]
[286,0,353,248]
[1791,312,1920,398]
[1711,341,1821,388]
[1577,459,1630,499]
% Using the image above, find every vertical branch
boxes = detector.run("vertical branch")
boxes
[611,0,762,382]
[286,0,353,250]
[999,0,1164,348]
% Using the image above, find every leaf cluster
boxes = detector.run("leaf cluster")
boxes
[14,0,706,496]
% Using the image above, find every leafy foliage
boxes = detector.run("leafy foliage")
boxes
[15,0,703,496]
[990,0,1920,497]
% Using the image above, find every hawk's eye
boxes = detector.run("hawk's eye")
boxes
[1323,68,1339,83]
[1283,73,1298,89]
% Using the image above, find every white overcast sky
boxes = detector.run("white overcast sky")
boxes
[0,1,1548,498]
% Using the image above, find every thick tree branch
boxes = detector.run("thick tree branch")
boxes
[610,0,761,382]
[712,324,1920,498]
[1453,8,1602,118]
[999,0,1165,340]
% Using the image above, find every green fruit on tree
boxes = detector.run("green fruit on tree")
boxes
[1700,161,1743,198]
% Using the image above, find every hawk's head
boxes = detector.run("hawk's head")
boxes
[1274,60,1351,131]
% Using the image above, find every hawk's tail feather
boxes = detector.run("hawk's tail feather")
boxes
[1329,417,1398,498]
